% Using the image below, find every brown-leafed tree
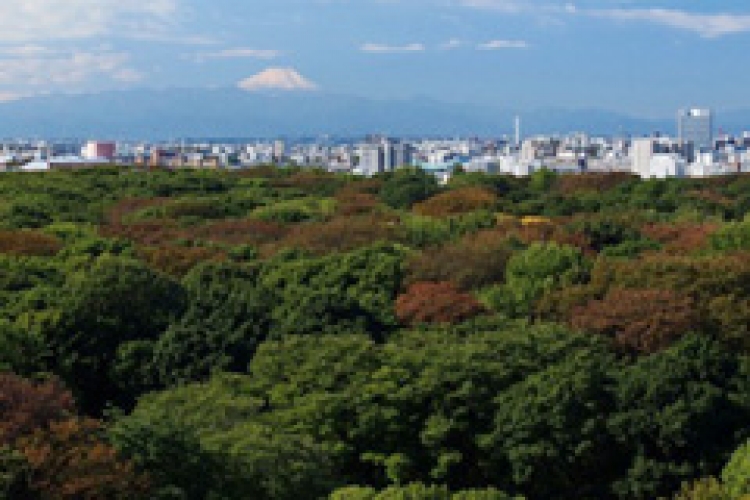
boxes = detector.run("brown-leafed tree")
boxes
[396,281,487,326]
[570,288,698,354]
[195,218,289,246]
[554,172,636,196]
[0,231,63,257]
[18,418,150,500]
[406,230,516,290]
[335,191,381,216]
[274,215,405,255]
[139,245,227,277]
[412,187,498,217]
[0,375,75,445]
[640,222,719,255]
[1,375,150,499]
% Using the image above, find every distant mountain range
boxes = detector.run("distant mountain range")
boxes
[0,87,747,140]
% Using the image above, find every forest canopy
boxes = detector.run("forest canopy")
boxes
[2,166,750,499]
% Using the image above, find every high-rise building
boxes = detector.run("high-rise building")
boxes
[392,142,414,169]
[272,140,285,163]
[678,108,713,150]
[359,144,384,176]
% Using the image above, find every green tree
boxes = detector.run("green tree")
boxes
[710,218,750,252]
[115,374,338,500]
[43,256,185,413]
[261,245,404,340]
[528,168,557,193]
[488,242,589,317]
[328,484,520,499]
[722,439,750,499]
[0,321,47,376]
[379,169,441,210]
[674,477,730,500]
[151,262,273,386]
[479,339,616,499]
[110,416,223,500]
[246,325,610,492]
[0,446,30,500]
[609,335,750,499]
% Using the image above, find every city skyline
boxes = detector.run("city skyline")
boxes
[0,0,749,117]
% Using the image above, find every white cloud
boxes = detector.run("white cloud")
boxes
[195,47,282,62]
[0,45,56,57]
[459,1,750,39]
[238,68,319,92]
[459,0,574,15]
[0,48,142,88]
[440,38,464,50]
[588,8,750,38]
[0,1,193,97]
[361,43,426,53]
[0,91,27,102]
[477,39,529,49]
[458,0,529,14]
[0,0,179,43]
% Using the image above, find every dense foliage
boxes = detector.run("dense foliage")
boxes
[3,166,750,498]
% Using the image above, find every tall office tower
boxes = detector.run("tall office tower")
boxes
[392,142,415,169]
[678,108,714,149]
[514,116,521,147]
[272,140,286,163]
[382,141,392,172]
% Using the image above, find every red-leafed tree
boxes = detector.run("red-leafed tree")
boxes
[396,281,487,326]
[570,288,698,354]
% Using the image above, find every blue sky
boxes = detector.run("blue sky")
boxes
[0,0,748,116]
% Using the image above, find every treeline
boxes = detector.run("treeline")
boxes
[3,166,750,498]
